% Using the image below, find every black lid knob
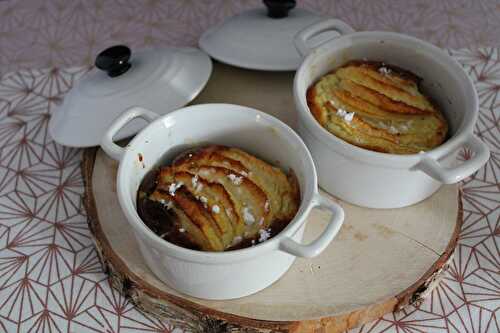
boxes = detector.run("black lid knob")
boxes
[263,0,296,18]
[95,45,132,78]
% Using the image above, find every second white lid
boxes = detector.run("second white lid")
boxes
[199,0,322,71]
[49,46,212,147]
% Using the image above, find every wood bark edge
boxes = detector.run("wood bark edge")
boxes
[82,147,463,333]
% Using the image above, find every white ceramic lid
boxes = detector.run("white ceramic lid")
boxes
[199,0,321,71]
[49,46,212,147]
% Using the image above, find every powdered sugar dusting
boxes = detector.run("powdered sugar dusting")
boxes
[378,121,410,134]
[228,173,243,185]
[192,174,204,192]
[258,229,271,242]
[344,111,355,122]
[379,66,391,75]
[243,207,255,225]
[191,174,198,188]
[336,108,355,123]
[336,108,347,117]
[168,182,183,196]
[198,196,208,208]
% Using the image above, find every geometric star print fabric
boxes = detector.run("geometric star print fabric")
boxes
[0,49,498,333]
[0,0,499,331]
[1,0,500,77]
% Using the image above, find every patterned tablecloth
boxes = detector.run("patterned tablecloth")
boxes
[0,1,498,332]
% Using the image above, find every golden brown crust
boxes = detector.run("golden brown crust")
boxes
[179,165,268,238]
[148,146,300,251]
[174,172,236,248]
[149,190,214,251]
[342,60,422,85]
[335,81,428,115]
[215,146,300,222]
[307,87,326,125]
[170,189,225,251]
[173,146,248,175]
[306,60,448,154]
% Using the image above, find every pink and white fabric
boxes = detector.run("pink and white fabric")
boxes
[0,1,498,332]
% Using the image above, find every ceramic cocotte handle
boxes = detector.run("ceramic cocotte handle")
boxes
[294,18,355,57]
[417,133,490,184]
[279,193,344,258]
[95,45,132,78]
[101,106,159,161]
[263,0,296,18]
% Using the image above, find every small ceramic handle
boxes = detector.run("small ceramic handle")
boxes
[100,106,158,161]
[417,134,490,184]
[294,18,355,57]
[95,45,132,78]
[279,193,344,258]
[263,0,296,18]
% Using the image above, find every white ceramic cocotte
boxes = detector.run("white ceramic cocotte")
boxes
[100,104,344,300]
[293,19,490,208]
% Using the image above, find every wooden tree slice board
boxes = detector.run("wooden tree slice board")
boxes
[82,63,463,332]
[83,148,461,333]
